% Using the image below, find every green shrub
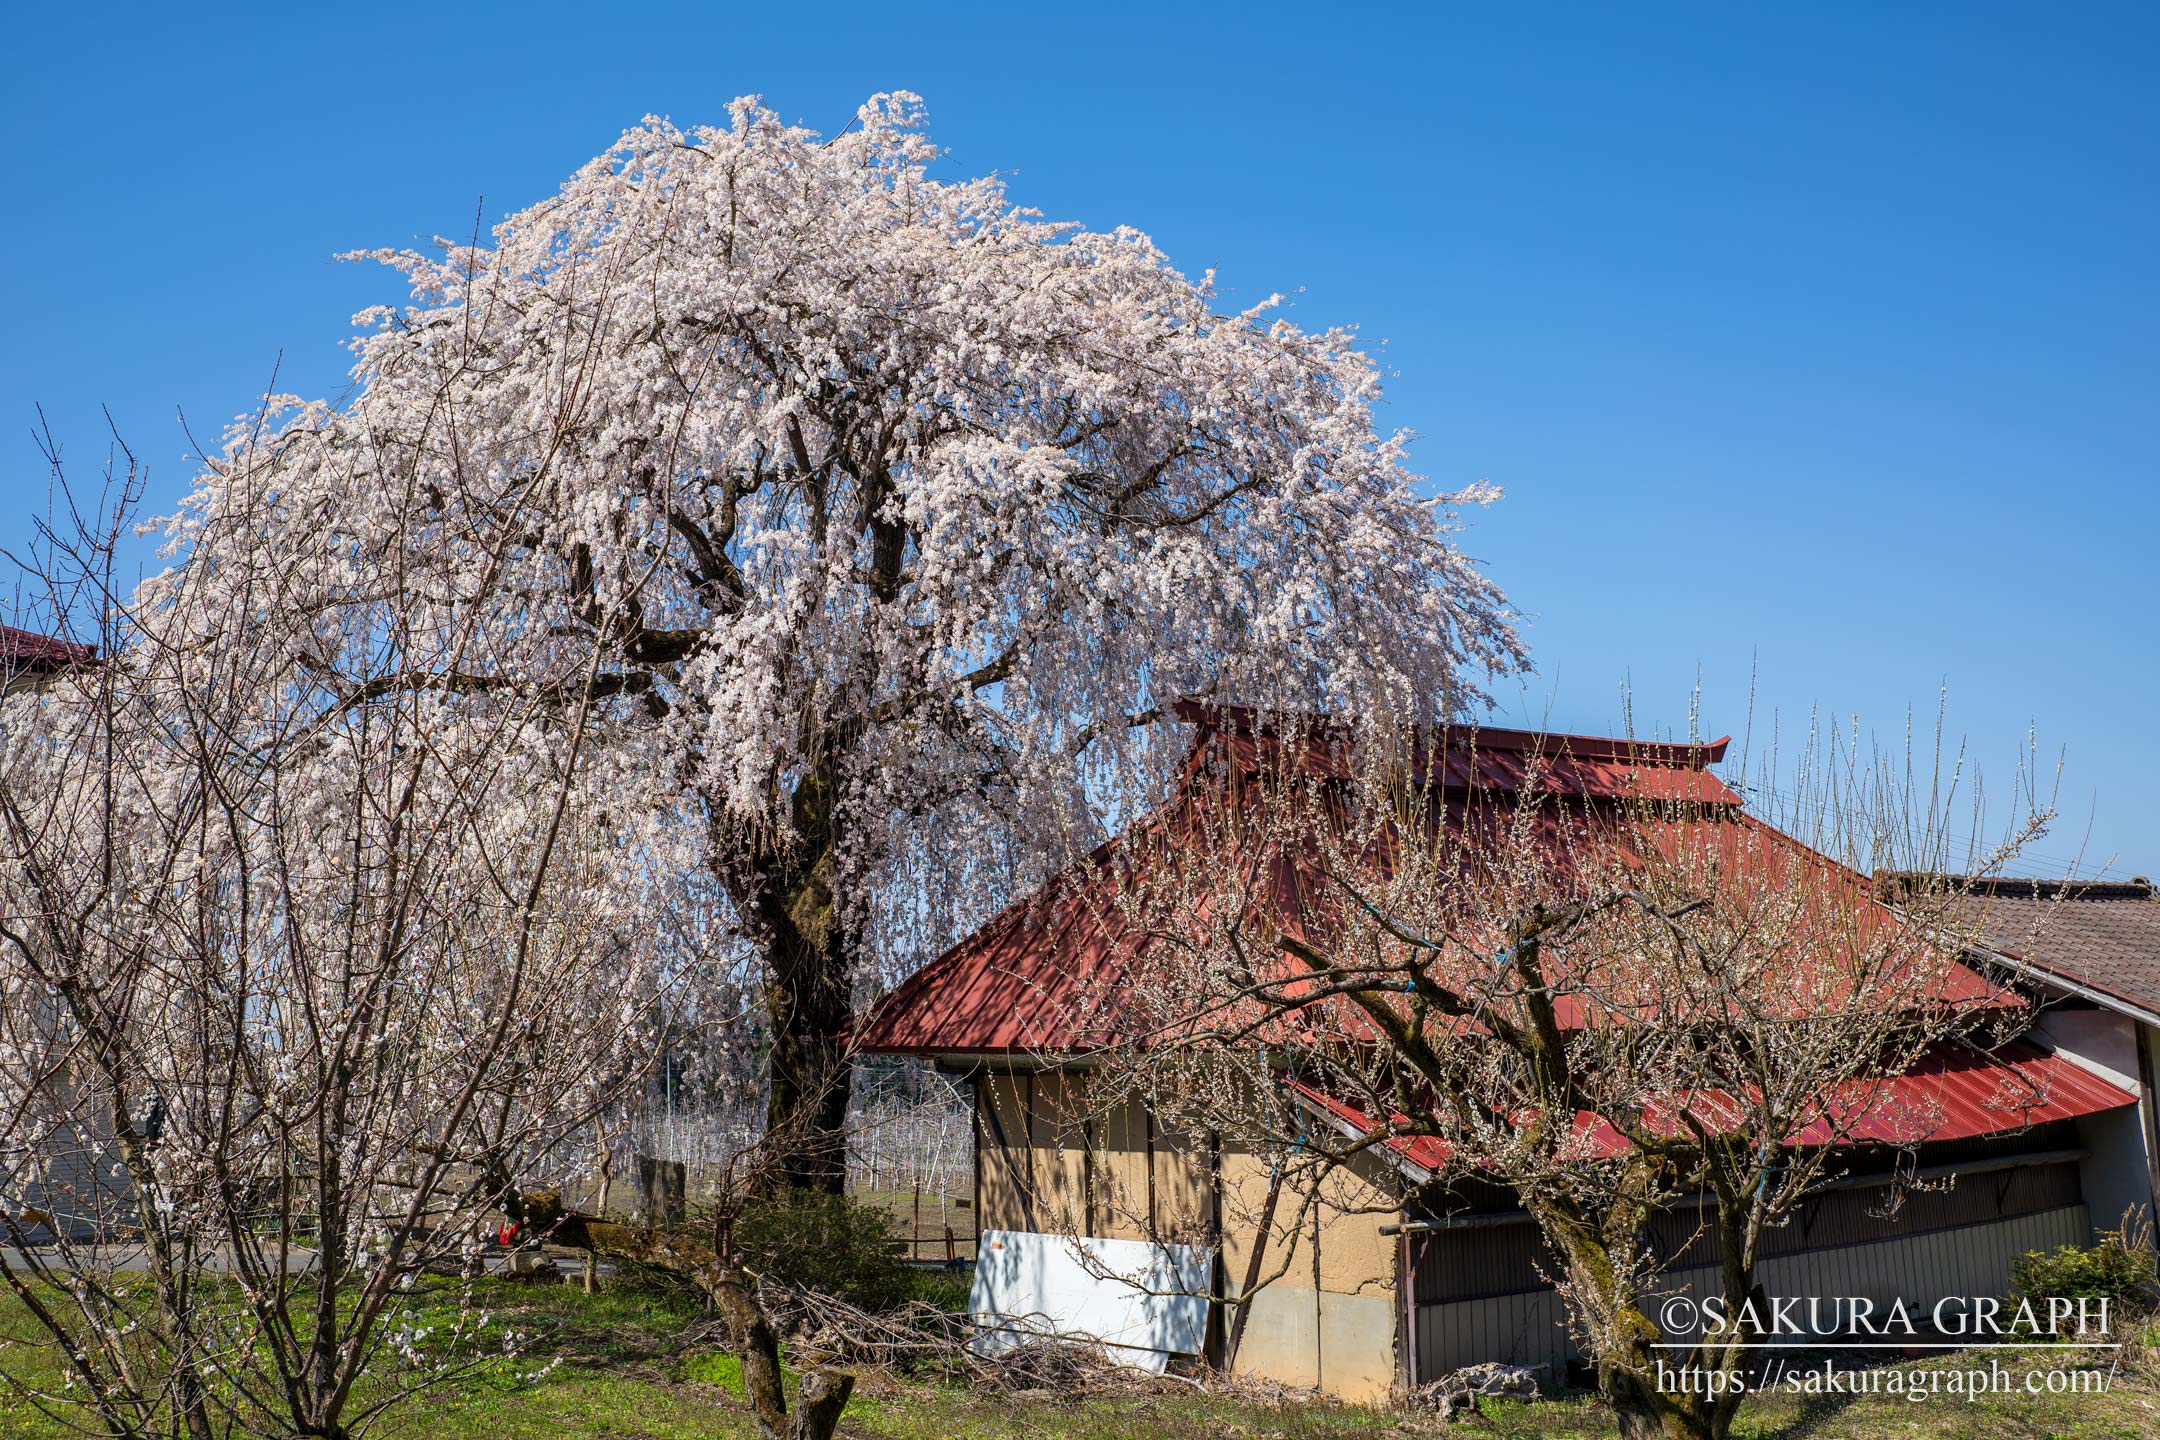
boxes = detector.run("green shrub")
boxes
[734,1188,914,1313]
[2010,1215,2158,1314]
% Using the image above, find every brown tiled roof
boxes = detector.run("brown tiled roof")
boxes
[1921,875,2160,1019]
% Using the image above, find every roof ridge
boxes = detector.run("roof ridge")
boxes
[1170,699,1731,770]
[1878,871,2156,903]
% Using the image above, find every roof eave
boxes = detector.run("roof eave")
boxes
[1956,934,2160,1030]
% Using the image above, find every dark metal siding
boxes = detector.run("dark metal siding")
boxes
[1415,1154,2083,1305]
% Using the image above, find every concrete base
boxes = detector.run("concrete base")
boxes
[1320,1289,1399,1400]
[1232,1282,1397,1400]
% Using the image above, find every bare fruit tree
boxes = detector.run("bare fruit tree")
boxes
[1085,706,2048,1440]
[0,435,672,1440]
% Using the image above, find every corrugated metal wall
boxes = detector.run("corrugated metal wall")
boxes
[1413,1204,2090,1378]
[1414,1161,2082,1304]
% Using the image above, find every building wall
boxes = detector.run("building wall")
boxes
[973,1069,1219,1242]
[4,998,135,1243]
[1217,1139,1400,1401]
[2030,1006,2160,1241]
[2137,1019,2160,1240]
[4,1129,132,1242]
[966,1068,2119,1401]
[968,1066,1401,1401]
[2034,1007,2141,1091]
[1413,1204,2090,1377]
[2075,1103,2153,1240]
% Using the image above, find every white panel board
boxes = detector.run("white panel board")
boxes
[970,1228,1214,1370]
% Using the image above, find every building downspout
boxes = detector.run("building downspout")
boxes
[2137,1026,2160,1234]
[1397,1224,1416,1392]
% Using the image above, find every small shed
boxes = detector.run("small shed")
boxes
[862,706,2139,1399]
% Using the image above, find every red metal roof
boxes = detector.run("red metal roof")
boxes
[1296,1041,2135,1176]
[1177,700,1743,807]
[1803,1042,2138,1145]
[858,704,2015,1055]
[860,836,1141,1055]
[0,624,90,673]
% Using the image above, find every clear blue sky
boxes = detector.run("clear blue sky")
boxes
[3,4,2153,877]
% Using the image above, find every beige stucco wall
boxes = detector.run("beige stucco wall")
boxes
[1219,1139,1399,1401]
[1150,1117,1217,1245]
[1091,1092,1154,1241]
[977,1070,1038,1232]
[974,1069,1222,1243]
[1028,1070,1092,1234]
[969,1067,1401,1401]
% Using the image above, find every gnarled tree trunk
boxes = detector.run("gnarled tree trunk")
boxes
[1531,1188,1719,1440]
[753,866,854,1197]
[512,1190,856,1440]
[726,764,858,1198]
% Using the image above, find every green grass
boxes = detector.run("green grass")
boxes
[1464,1349,2160,1440]
[7,1279,2160,1438]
